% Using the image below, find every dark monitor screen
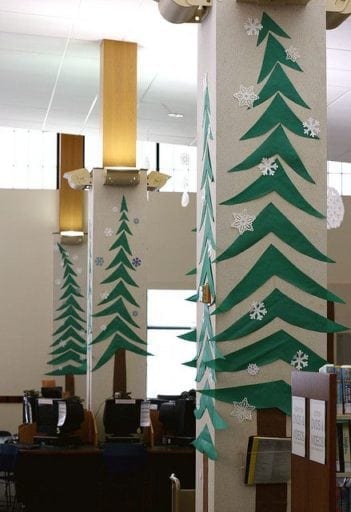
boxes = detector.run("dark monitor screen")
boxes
[158,398,195,438]
[103,399,142,437]
[36,397,84,436]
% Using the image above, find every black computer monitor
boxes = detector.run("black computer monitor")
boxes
[36,397,84,436]
[103,398,142,438]
[158,398,196,440]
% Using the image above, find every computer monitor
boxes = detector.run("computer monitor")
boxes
[103,398,142,438]
[158,397,196,441]
[36,397,84,437]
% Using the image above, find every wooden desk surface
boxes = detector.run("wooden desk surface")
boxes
[15,443,195,512]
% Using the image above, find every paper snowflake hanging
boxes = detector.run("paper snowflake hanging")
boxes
[327,186,345,229]
[249,301,267,321]
[285,46,300,62]
[112,206,119,213]
[247,363,260,376]
[233,85,259,109]
[104,227,113,237]
[302,117,320,138]
[244,17,263,36]
[291,350,309,370]
[132,257,142,267]
[231,209,256,234]
[100,291,109,300]
[54,279,61,286]
[95,256,104,266]
[258,157,278,176]
[230,397,255,422]
[100,324,107,331]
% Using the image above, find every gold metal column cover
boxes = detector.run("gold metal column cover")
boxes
[101,40,137,168]
[58,133,85,233]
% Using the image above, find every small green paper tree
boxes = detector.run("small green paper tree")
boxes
[92,195,149,373]
[48,243,86,376]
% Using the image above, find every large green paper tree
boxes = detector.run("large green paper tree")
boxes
[199,12,347,416]
[92,195,149,372]
[48,243,86,376]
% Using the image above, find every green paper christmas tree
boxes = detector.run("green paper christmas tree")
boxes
[47,243,86,376]
[201,12,347,419]
[184,78,225,460]
[92,195,149,371]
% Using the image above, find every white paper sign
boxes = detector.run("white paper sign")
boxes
[309,399,326,464]
[292,396,306,457]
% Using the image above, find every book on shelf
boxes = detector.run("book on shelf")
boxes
[343,421,351,473]
[245,436,291,485]
[319,364,351,415]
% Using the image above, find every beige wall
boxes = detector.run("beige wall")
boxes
[0,189,195,433]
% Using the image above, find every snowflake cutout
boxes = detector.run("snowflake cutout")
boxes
[180,152,190,167]
[291,349,309,370]
[132,257,142,267]
[230,397,255,422]
[100,324,107,331]
[231,209,256,235]
[132,310,139,317]
[249,301,267,321]
[233,85,259,109]
[285,46,300,62]
[95,256,104,266]
[327,186,344,229]
[247,363,260,376]
[104,227,113,237]
[258,157,278,176]
[54,279,61,286]
[133,218,140,224]
[207,242,216,261]
[244,17,263,36]
[100,291,109,300]
[112,206,119,213]
[302,117,320,138]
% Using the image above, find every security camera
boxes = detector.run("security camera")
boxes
[63,168,92,190]
[155,0,212,24]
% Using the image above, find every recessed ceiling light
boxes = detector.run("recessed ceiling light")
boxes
[168,113,184,118]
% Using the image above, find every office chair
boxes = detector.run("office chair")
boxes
[102,443,148,512]
[0,443,17,511]
[170,473,195,512]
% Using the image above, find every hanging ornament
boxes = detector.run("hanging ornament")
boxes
[327,186,344,229]
[181,190,190,207]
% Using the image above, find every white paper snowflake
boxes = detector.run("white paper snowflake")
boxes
[233,85,259,109]
[231,209,256,235]
[207,242,216,261]
[244,17,263,36]
[302,117,320,138]
[327,186,345,229]
[291,350,309,370]
[249,301,267,321]
[54,279,61,286]
[104,227,113,237]
[100,291,109,300]
[230,397,255,422]
[112,206,119,213]
[285,46,300,62]
[247,363,260,376]
[100,324,107,331]
[258,157,278,176]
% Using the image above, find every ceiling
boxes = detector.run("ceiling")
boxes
[0,0,350,160]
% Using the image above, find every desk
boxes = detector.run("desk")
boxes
[15,445,195,512]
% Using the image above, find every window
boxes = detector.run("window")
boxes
[327,160,351,195]
[0,127,57,189]
[147,289,196,398]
